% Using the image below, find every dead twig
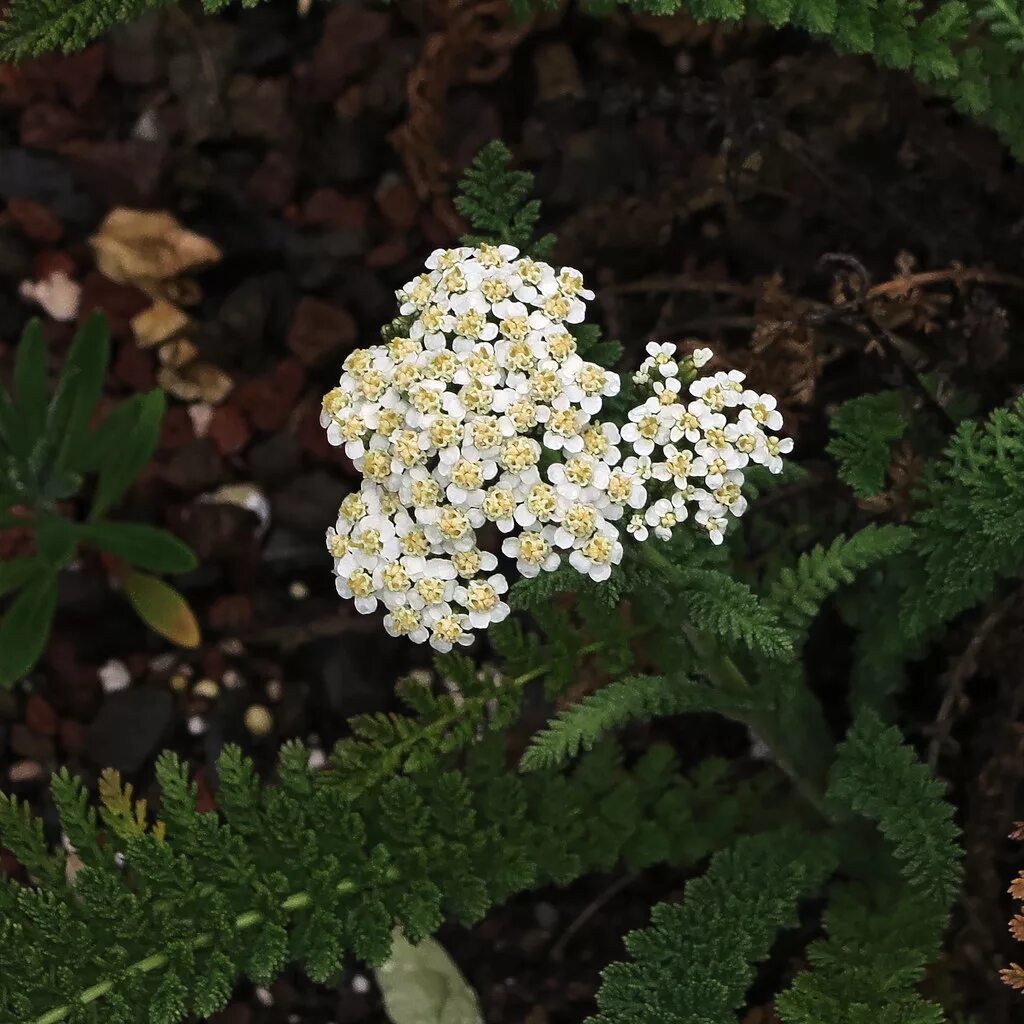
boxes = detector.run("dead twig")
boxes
[549,871,640,962]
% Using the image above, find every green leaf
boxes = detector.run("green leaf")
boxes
[375,929,484,1024]
[13,319,48,451]
[122,570,200,649]
[34,513,78,569]
[52,312,111,471]
[827,390,908,497]
[90,389,165,519]
[0,556,43,599]
[0,572,58,687]
[79,522,197,574]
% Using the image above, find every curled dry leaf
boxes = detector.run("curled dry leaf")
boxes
[158,338,200,369]
[157,361,234,404]
[131,299,190,348]
[90,208,222,291]
[200,482,271,536]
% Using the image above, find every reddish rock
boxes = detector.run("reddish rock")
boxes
[208,404,251,456]
[200,647,227,680]
[78,272,149,338]
[246,150,296,211]
[33,249,77,279]
[59,718,88,754]
[159,405,195,452]
[236,360,306,433]
[298,400,337,461]
[301,188,370,233]
[366,236,408,268]
[112,342,156,391]
[20,102,91,151]
[308,3,391,101]
[7,198,63,243]
[375,173,419,230]
[24,695,58,736]
[208,594,253,632]
[287,296,356,366]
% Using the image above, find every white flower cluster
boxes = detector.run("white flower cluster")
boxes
[321,244,790,650]
[625,342,793,546]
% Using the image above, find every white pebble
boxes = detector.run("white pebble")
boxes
[255,987,274,1007]
[351,974,371,995]
[98,659,131,694]
[187,715,207,736]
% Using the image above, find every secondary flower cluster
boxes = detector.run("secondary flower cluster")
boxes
[321,244,790,650]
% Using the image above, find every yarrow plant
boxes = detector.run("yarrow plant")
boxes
[320,244,791,650]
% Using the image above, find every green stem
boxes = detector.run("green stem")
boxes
[28,879,357,1024]
[641,541,830,815]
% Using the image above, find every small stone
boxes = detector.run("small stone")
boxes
[187,715,207,736]
[374,173,418,230]
[287,296,357,366]
[222,668,243,690]
[169,673,189,692]
[188,402,214,438]
[208,594,253,632]
[7,197,63,243]
[288,581,310,600]
[307,748,326,771]
[207,404,251,456]
[244,704,273,737]
[25,694,58,736]
[19,270,80,322]
[301,188,369,232]
[98,658,132,694]
[265,679,283,702]
[351,974,371,995]
[8,760,43,783]
[192,678,220,700]
[59,718,87,753]
[220,638,244,657]
[254,987,274,1008]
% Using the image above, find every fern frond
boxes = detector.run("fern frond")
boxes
[827,390,909,497]
[520,675,764,772]
[454,141,555,257]
[764,525,914,640]
[828,709,963,904]
[680,568,795,658]
[776,883,948,1024]
[591,829,837,1024]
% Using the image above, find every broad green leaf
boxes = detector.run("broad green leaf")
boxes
[375,930,483,1024]
[0,556,42,599]
[90,389,166,519]
[80,522,197,574]
[53,312,111,471]
[34,513,77,569]
[0,572,58,688]
[122,570,200,648]
[13,319,48,450]
[79,391,147,474]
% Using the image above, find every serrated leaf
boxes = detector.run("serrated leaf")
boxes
[0,572,58,687]
[122,570,200,648]
[79,522,197,574]
[375,929,484,1024]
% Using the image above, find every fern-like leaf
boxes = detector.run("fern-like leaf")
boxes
[520,675,765,772]
[591,829,837,1024]
[827,390,909,497]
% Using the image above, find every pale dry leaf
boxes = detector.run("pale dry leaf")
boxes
[132,299,190,348]
[200,483,271,536]
[158,338,199,369]
[375,928,483,1024]
[90,208,222,289]
[157,361,233,404]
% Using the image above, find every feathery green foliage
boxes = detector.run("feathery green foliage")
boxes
[520,675,766,772]
[455,141,556,258]
[901,394,1024,636]
[827,708,962,903]
[591,829,838,1024]
[0,736,755,1024]
[774,710,962,1024]
[828,391,909,497]
[0,316,198,687]
[765,524,914,641]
